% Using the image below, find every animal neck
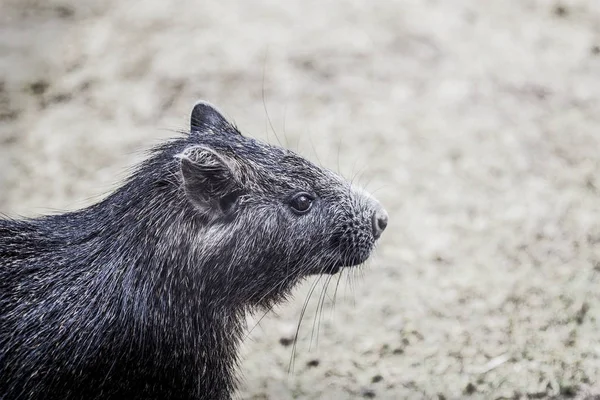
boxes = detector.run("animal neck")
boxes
[72,174,247,397]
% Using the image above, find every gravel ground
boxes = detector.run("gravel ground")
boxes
[2,0,600,399]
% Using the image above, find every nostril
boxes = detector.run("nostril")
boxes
[372,209,389,239]
[378,214,388,231]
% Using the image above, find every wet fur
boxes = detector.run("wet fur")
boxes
[0,102,384,399]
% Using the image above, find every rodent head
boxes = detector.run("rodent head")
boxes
[173,101,388,306]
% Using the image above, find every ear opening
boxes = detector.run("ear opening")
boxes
[177,146,244,216]
[218,190,244,215]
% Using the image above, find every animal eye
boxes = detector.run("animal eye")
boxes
[289,192,313,214]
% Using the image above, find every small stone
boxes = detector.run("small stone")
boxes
[278,323,296,347]
[361,387,376,398]
[576,302,590,324]
[554,4,568,17]
[464,382,476,395]
[371,375,383,383]
[306,359,319,368]
[559,384,577,396]
[29,80,49,95]
[55,5,75,18]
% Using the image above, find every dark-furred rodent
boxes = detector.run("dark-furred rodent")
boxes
[0,101,388,400]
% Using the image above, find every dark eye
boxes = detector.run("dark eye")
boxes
[288,192,314,214]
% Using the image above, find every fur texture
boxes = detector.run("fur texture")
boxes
[0,101,388,400]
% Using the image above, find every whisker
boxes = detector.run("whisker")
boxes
[315,273,335,348]
[288,273,323,373]
[330,270,344,317]
[261,48,283,148]
[309,273,333,350]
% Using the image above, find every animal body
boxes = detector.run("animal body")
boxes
[0,101,388,399]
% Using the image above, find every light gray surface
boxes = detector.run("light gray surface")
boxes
[2,0,600,398]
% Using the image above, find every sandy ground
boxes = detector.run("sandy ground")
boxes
[2,0,600,398]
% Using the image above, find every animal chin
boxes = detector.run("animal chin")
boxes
[311,252,370,275]
[320,264,341,275]
[338,252,370,268]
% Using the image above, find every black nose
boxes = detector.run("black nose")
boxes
[372,209,388,240]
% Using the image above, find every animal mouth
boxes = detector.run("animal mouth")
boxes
[338,251,370,268]
[314,252,371,275]
[319,264,341,275]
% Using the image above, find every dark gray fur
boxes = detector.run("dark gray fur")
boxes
[0,101,388,400]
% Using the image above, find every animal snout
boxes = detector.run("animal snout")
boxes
[372,207,388,240]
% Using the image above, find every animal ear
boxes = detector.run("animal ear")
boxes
[190,100,237,133]
[177,146,244,215]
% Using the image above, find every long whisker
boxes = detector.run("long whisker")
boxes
[315,272,335,349]
[330,269,345,317]
[261,48,282,147]
[309,273,332,350]
[288,272,323,374]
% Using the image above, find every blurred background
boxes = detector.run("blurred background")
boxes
[2,0,600,398]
